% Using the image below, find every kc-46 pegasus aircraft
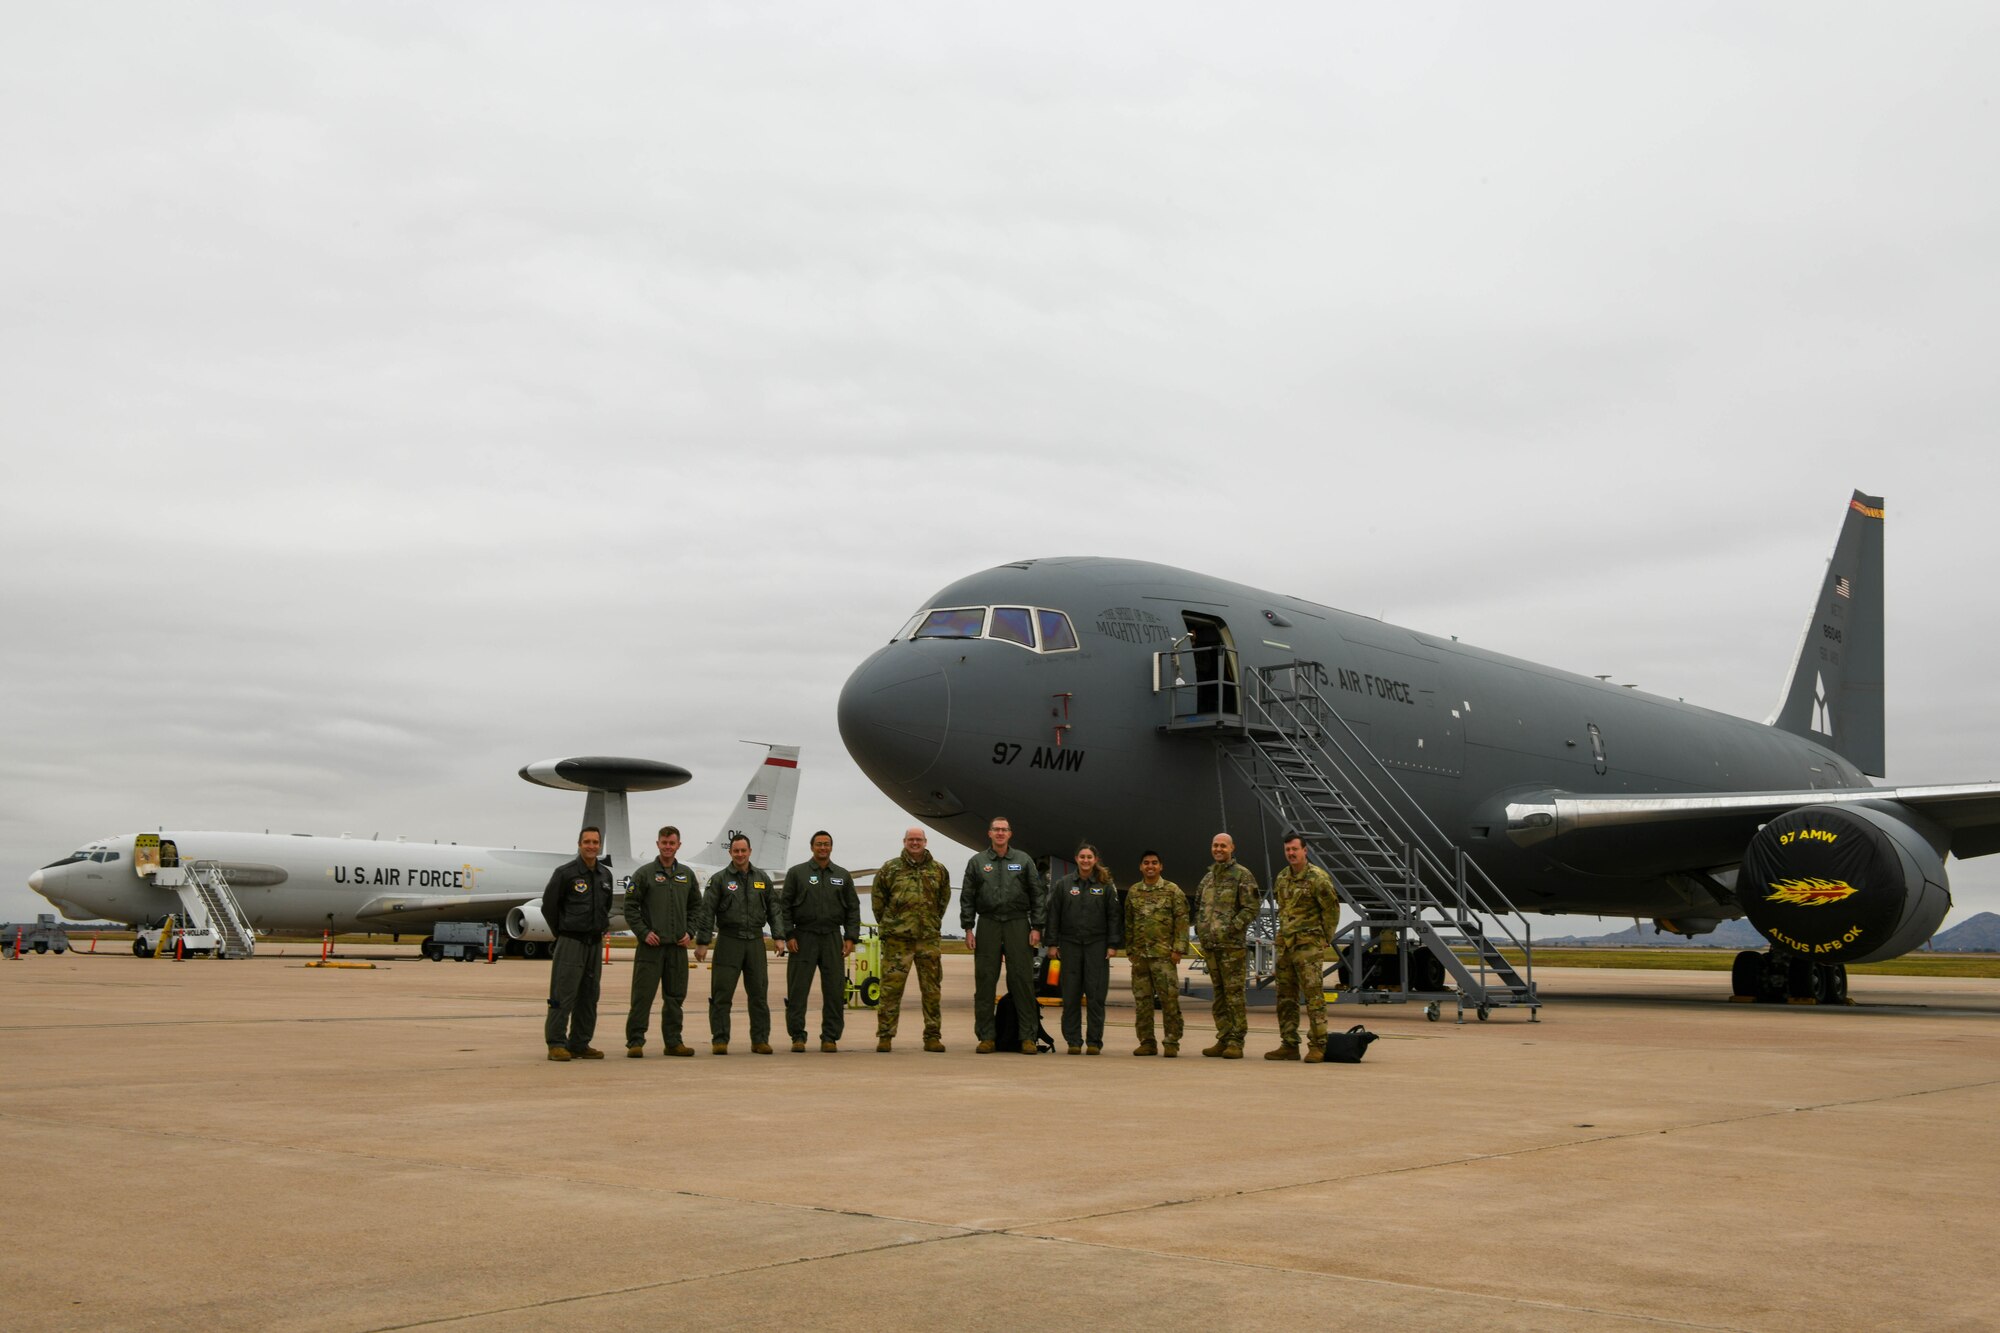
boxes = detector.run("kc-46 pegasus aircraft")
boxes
[839,491,2000,1011]
[27,746,802,958]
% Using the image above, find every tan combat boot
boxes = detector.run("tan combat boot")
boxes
[877,1036,893,1052]
[712,1041,729,1055]
[976,1040,997,1054]
[1201,1042,1226,1057]
[1085,1044,1101,1056]
[626,1044,645,1058]
[752,1042,774,1055]
[577,1047,604,1059]
[924,1037,946,1052]
[1133,1040,1158,1057]
[1264,1043,1300,1061]
[1019,1041,1039,1055]
[1066,1043,1083,1055]
[821,1040,838,1053]
[1303,1044,1326,1064]
[1221,1043,1244,1059]
[1162,1042,1180,1058]
[667,1044,694,1057]
[791,1039,807,1053]
[547,1045,572,1062]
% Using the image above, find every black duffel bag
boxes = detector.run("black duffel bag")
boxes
[1321,1024,1377,1063]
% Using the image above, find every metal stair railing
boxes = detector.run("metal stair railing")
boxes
[1233,663,1536,1018]
[185,861,256,959]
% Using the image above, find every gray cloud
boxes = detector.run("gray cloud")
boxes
[5,4,1997,932]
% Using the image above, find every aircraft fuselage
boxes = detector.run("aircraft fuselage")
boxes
[32,831,579,934]
[838,558,1869,919]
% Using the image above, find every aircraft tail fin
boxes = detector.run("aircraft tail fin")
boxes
[1768,490,1885,776]
[689,744,802,872]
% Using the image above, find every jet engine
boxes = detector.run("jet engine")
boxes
[506,903,554,943]
[1738,803,1950,964]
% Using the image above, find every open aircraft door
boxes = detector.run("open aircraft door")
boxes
[1179,612,1240,719]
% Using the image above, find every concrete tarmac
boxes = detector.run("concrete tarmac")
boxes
[1,949,1995,1331]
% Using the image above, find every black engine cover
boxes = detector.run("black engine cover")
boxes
[1738,802,1951,964]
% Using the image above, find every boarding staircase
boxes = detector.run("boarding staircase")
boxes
[1157,650,1538,1022]
[157,860,257,959]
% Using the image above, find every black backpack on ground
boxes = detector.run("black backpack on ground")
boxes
[1321,1024,1378,1063]
[993,993,1056,1052]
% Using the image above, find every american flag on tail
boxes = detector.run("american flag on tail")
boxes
[747,793,769,811]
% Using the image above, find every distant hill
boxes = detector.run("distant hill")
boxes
[1931,912,2000,952]
[1538,918,1769,949]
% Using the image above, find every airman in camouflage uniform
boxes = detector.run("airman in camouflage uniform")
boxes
[1267,833,1342,1063]
[1122,850,1190,1056]
[1194,832,1261,1059]
[870,827,951,1053]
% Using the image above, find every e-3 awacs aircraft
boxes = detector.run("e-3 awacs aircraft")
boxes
[26,746,801,957]
[838,490,1999,1005]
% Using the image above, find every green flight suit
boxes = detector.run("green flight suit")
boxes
[624,856,702,1050]
[698,861,784,1045]
[962,845,1047,1045]
[782,857,860,1043]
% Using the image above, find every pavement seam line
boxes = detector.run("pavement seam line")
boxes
[996,1231,1752,1331]
[1016,1074,2000,1227]
[0,1107,968,1234]
[358,1231,986,1331]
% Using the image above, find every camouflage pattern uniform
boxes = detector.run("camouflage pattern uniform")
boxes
[871,850,951,1042]
[1195,858,1261,1050]
[1272,861,1341,1050]
[1123,877,1191,1048]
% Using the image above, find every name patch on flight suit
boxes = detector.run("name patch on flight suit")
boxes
[754,881,767,890]
[1090,885,1104,895]
[831,877,845,886]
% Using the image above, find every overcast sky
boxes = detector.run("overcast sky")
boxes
[4,4,1997,937]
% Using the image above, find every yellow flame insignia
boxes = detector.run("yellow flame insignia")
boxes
[1765,878,1858,907]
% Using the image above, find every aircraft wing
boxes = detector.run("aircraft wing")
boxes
[1506,782,2000,874]
[353,893,537,929]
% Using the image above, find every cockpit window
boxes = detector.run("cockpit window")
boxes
[989,607,1035,648]
[97,851,120,863]
[899,604,1081,653]
[43,852,88,869]
[1037,610,1078,652]
[912,607,986,639]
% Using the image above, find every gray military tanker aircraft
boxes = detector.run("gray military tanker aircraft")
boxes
[838,490,1999,1007]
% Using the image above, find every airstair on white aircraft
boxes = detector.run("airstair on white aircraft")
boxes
[154,860,257,959]
[1157,650,1538,1022]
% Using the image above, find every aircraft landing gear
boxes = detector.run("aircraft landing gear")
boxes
[1730,950,1848,1005]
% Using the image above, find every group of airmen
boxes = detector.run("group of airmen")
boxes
[539,816,1344,1064]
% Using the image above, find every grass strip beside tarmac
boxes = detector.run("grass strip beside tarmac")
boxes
[1496,947,2000,978]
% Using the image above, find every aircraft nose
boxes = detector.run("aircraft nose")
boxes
[27,869,45,894]
[837,648,949,784]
